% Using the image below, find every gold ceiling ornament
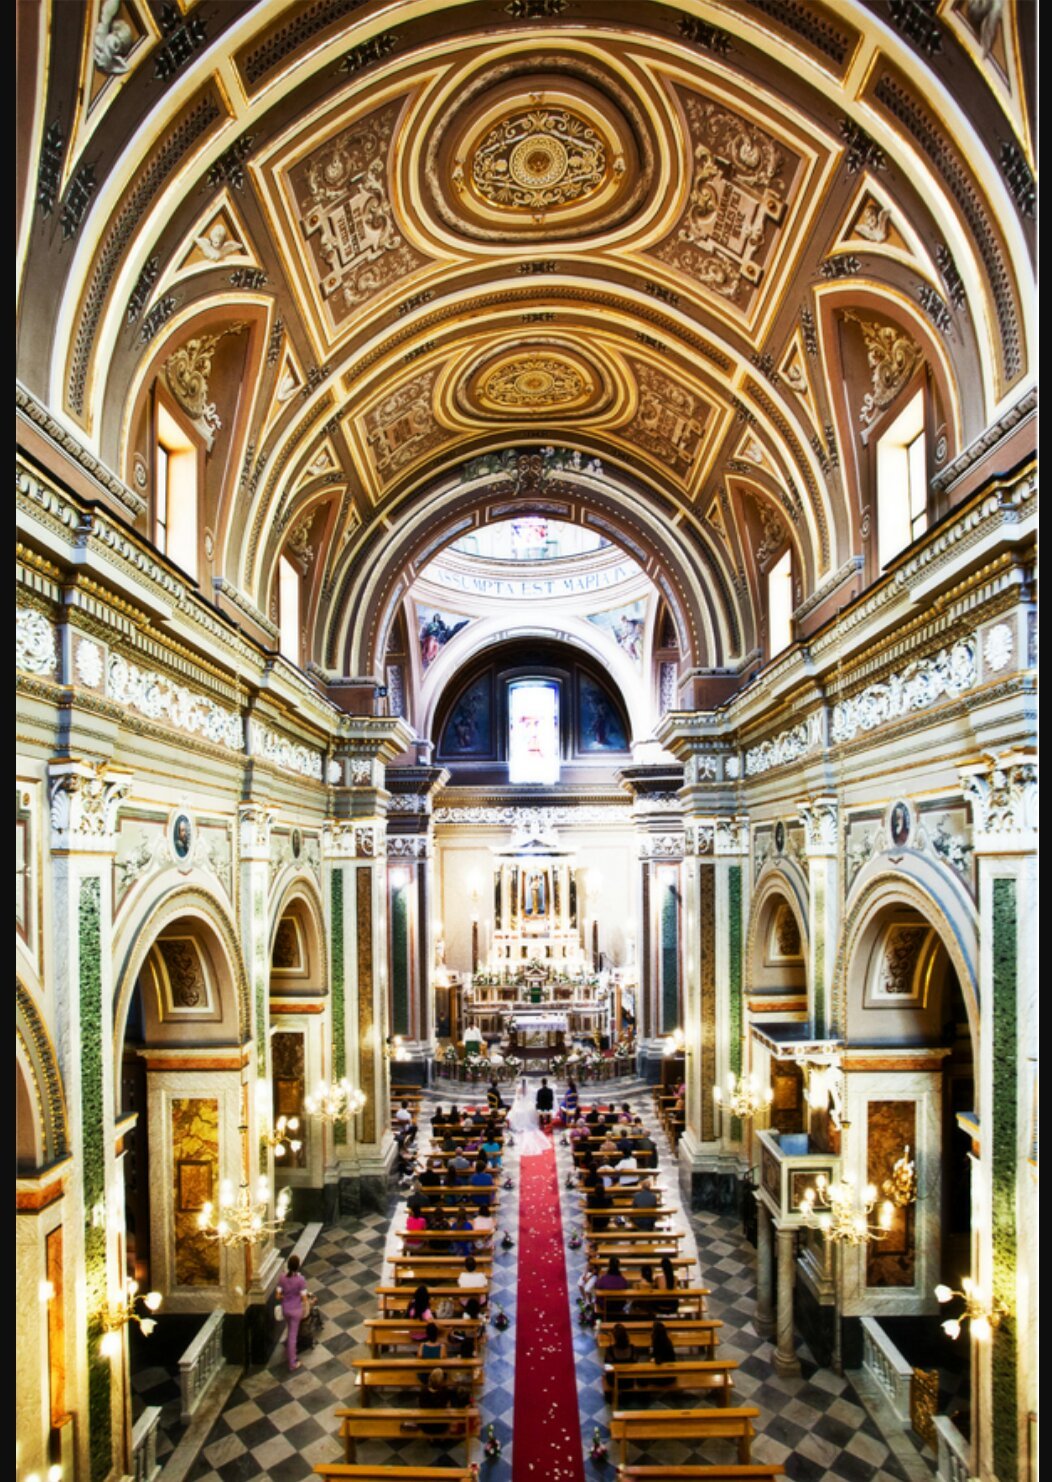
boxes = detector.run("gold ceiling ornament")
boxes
[467,107,613,214]
[482,354,592,409]
[843,312,922,429]
[164,323,246,452]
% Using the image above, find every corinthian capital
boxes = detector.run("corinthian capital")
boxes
[239,802,278,861]
[49,759,132,853]
[797,795,839,856]
[959,752,1037,850]
[714,816,749,857]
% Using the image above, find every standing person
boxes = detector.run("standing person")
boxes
[508,1076,549,1156]
[535,1077,554,1127]
[275,1254,310,1372]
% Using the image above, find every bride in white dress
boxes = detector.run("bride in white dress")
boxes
[508,1078,550,1157]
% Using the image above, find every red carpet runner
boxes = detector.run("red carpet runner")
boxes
[513,1136,587,1482]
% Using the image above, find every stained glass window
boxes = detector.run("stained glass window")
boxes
[508,679,560,784]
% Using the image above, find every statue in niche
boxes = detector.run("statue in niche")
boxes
[524,870,547,917]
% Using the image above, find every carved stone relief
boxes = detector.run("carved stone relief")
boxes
[164,325,246,452]
[842,312,922,431]
[624,362,707,473]
[157,937,207,1009]
[468,106,611,212]
[16,607,58,676]
[875,925,928,999]
[831,640,977,743]
[291,102,427,331]
[362,369,445,486]
[649,93,793,307]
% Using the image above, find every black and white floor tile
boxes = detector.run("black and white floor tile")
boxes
[133,1079,937,1481]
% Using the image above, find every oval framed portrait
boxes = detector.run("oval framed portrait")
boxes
[292,828,302,860]
[171,812,194,862]
[774,820,785,854]
[889,801,911,848]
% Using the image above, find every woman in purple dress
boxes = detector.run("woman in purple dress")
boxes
[276,1254,309,1371]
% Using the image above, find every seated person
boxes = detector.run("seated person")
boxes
[418,1368,453,1435]
[631,1178,659,1231]
[395,1099,415,1131]
[451,1211,475,1258]
[587,1255,630,1312]
[417,1321,446,1363]
[604,1322,637,1392]
[615,1152,639,1187]
[649,1319,677,1386]
[586,1182,611,1233]
[481,1127,502,1169]
[449,1149,473,1182]
[457,1255,488,1308]
[419,1157,444,1192]
[584,1105,602,1127]
[405,1209,428,1246]
[469,1158,495,1209]
[618,1102,635,1125]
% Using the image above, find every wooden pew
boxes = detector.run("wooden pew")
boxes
[315,1467,474,1482]
[375,1283,489,1315]
[335,1406,479,1463]
[586,1228,686,1249]
[586,1254,695,1279]
[593,1287,708,1319]
[363,1317,485,1355]
[597,1319,722,1359]
[388,1256,494,1284]
[604,1357,739,1409]
[397,1228,494,1254]
[609,1407,759,1467]
[351,1357,484,1405]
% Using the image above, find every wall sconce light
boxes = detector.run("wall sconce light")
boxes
[934,1279,1008,1341]
[385,1035,409,1062]
[261,1116,302,1158]
[662,1027,686,1057]
[882,1145,918,1207]
[98,1279,162,1357]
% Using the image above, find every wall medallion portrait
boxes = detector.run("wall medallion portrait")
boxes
[171,812,194,862]
[774,820,785,854]
[292,828,302,860]
[889,801,911,848]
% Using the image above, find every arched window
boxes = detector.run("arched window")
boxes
[507,679,560,784]
[278,554,301,664]
[876,389,926,568]
[767,548,793,657]
[154,399,199,579]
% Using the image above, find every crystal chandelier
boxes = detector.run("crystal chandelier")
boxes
[261,1115,302,1158]
[935,1278,1008,1341]
[798,1172,894,1244]
[304,1077,367,1123]
[385,1035,409,1062]
[662,1026,685,1057]
[98,1278,162,1357]
[197,1174,291,1247]
[882,1144,917,1207]
[713,1071,773,1121]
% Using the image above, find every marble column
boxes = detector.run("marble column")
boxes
[385,765,449,1067]
[756,1199,776,1337]
[959,752,1037,1482]
[797,796,839,1039]
[324,718,414,1214]
[48,757,132,1482]
[238,802,283,1296]
[774,1223,802,1377]
[617,764,684,1071]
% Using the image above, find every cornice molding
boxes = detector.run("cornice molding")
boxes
[931,388,1037,495]
[16,382,146,518]
[212,578,279,641]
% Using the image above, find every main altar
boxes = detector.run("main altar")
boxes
[445,819,636,1051]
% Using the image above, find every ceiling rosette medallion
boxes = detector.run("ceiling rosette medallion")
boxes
[444,339,623,425]
[417,54,659,245]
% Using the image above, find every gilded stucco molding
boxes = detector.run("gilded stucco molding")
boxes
[16,382,146,518]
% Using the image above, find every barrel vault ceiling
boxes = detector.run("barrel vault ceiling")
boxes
[16,0,1035,680]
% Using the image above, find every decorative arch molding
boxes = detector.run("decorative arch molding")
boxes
[419,615,649,745]
[111,884,251,1084]
[320,452,743,678]
[16,978,70,1170]
[833,860,979,1062]
[746,865,810,988]
[269,871,328,992]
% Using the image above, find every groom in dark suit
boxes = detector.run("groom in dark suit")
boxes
[535,1078,554,1128]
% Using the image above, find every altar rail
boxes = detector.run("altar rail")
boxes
[860,1317,913,1423]
[130,1404,162,1482]
[179,1307,226,1421]
[933,1415,974,1482]
[436,1058,631,1083]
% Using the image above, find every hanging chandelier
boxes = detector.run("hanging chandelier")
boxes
[713,1071,774,1121]
[304,1077,367,1123]
[882,1144,918,1207]
[197,1174,291,1247]
[662,1026,685,1057]
[935,1279,1008,1341]
[798,1172,894,1244]
[385,1035,409,1062]
[98,1279,163,1357]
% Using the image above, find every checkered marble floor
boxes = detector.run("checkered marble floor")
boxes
[160,1079,935,1482]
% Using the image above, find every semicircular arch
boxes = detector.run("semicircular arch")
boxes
[746,868,810,992]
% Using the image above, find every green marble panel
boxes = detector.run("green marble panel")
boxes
[992,877,1018,1482]
[331,871,347,1146]
[729,864,743,1143]
[391,879,409,1037]
[660,876,679,1033]
[80,877,112,1482]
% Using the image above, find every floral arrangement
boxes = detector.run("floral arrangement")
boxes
[502,1176,514,1191]
[500,1229,514,1249]
[551,1054,569,1076]
[503,1055,524,1075]
[565,1171,577,1190]
[492,1306,510,1331]
[590,1426,608,1463]
[576,1295,596,1327]
[484,1423,503,1460]
[568,1231,582,1250]
[442,1043,458,1063]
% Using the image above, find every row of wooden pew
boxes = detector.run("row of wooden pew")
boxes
[574,1098,783,1482]
[314,1100,504,1480]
